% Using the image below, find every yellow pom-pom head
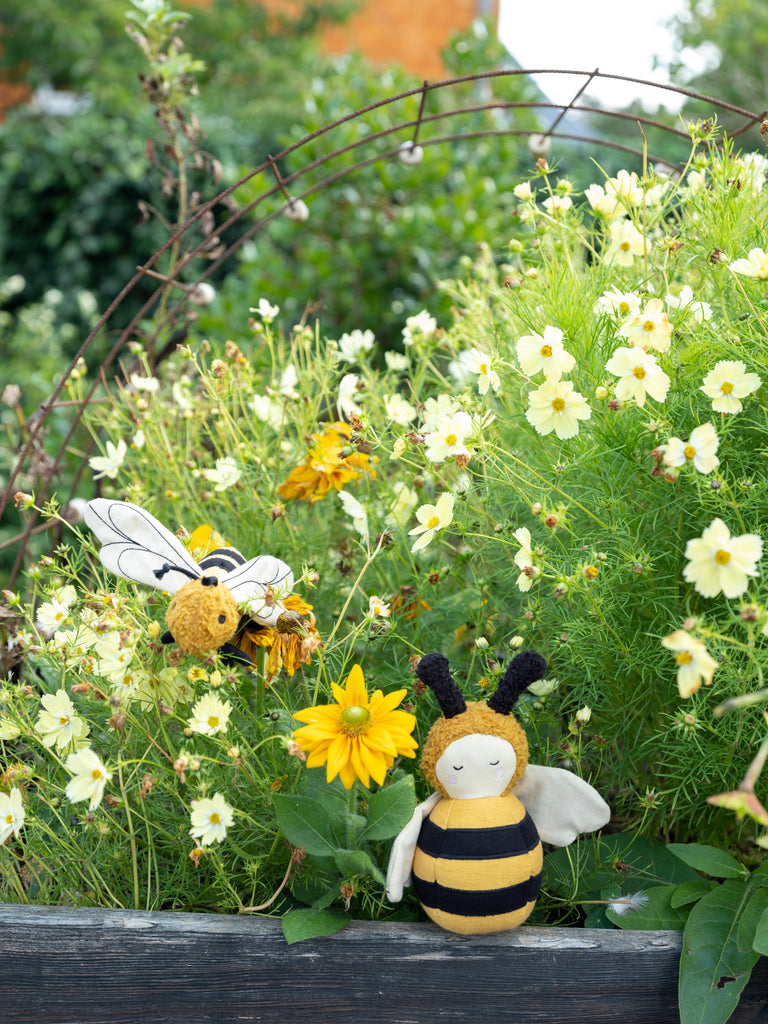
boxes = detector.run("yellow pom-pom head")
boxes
[165,576,240,655]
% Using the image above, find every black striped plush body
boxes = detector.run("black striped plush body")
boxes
[199,548,246,575]
[412,794,542,935]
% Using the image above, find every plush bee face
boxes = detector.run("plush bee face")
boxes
[164,577,240,656]
[435,733,518,800]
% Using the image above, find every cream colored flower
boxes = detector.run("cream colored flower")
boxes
[594,286,642,319]
[385,481,419,528]
[0,719,21,741]
[251,394,285,430]
[424,411,473,464]
[584,182,621,218]
[661,630,718,698]
[700,360,761,414]
[35,599,71,637]
[409,492,455,553]
[187,692,233,736]
[251,298,279,322]
[664,285,712,323]
[35,689,89,751]
[338,490,369,540]
[368,595,391,619]
[334,329,375,363]
[728,247,768,279]
[200,457,241,492]
[618,299,673,352]
[0,787,24,844]
[543,195,572,216]
[88,439,127,481]
[384,393,418,426]
[683,519,762,599]
[513,526,538,593]
[456,347,500,395]
[605,169,643,207]
[421,394,462,430]
[514,181,535,201]
[189,793,235,846]
[663,423,719,474]
[604,347,670,407]
[525,380,591,439]
[606,220,647,267]
[402,310,437,345]
[516,325,575,381]
[64,747,113,811]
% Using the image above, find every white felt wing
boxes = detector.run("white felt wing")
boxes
[513,764,610,847]
[385,792,440,902]
[84,499,202,594]
[225,555,295,626]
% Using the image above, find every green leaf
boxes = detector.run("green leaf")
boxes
[606,885,688,930]
[334,848,385,885]
[281,908,348,945]
[752,905,768,956]
[271,794,337,856]
[672,879,718,909]
[359,776,416,842]
[737,888,768,953]
[668,843,745,879]
[679,878,760,1024]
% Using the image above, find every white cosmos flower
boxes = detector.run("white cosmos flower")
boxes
[604,347,671,407]
[0,719,21,741]
[88,439,127,481]
[606,220,647,266]
[701,360,761,413]
[422,394,462,430]
[606,169,644,207]
[683,518,762,599]
[402,310,437,346]
[513,526,539,592]
[385,481,419,528]
[337,373,362,418]
[94,632,134,681]
[663,423,719,474]
[728,248,768,279]
[0,788,25,844]
[618,298,673,353]
[64,747,113,811]
[735,153,768,195]
[594,286,641,319]
[408,492,455,553]
[367,595,391,619]
[543,195,572,216]
[516,325,575,381]
[384,350,409,372]
[252,394,285,430]
[35,689,89,751]
[251,298,280,322]
[384,393,417,426]
[187,692,233,736]
[584,182,622,218]
[201,457,241,492]
[279,363,298,397]
[338,490,369,540]
[334,329,375,363]
[661,630,718,698]
[129,374,160,393]
[455,347,500,395]
[525,380,591,439]
[189,792,235,846]
[424,411,473,464]
[514,181,535,201]
[664,285,712,323]
[35,599,71,637]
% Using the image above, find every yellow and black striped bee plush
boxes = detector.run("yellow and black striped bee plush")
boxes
[386,650,611,935]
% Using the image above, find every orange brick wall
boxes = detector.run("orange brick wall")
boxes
[321,0,498,80]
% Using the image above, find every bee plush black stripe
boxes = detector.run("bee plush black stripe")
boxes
[413,872,542,917]
[199,548,246,573]
[417,812,539,860]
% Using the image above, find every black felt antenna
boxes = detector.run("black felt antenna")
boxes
[487,650,547,716]
[416,652,467,719]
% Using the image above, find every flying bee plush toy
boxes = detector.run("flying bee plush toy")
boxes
[386,650,610,935]
[84,499,295,661]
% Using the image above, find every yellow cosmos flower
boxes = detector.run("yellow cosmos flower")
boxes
[292,665,418,789]
[276,422,376,503]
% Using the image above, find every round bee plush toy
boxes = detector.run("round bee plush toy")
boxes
[386,650,611,935]
[84,499,295,661]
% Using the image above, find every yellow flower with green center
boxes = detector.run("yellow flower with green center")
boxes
[292,665,418,789]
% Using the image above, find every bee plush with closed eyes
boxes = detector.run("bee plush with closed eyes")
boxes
[84,499,296,663]
[386,650,610,935]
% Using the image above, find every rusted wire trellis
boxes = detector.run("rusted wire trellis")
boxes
[2,67,766,588]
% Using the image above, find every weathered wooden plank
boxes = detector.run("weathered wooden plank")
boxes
[0,904,766,1024]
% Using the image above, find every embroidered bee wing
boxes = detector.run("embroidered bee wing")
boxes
[223,554,295,626]
[512,764,610,847]
[84,499,202,594]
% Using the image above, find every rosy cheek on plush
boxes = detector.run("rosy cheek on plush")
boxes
[495,767,505,779]
[449,773,460,786]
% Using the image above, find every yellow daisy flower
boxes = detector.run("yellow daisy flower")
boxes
[292,665,418,789]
